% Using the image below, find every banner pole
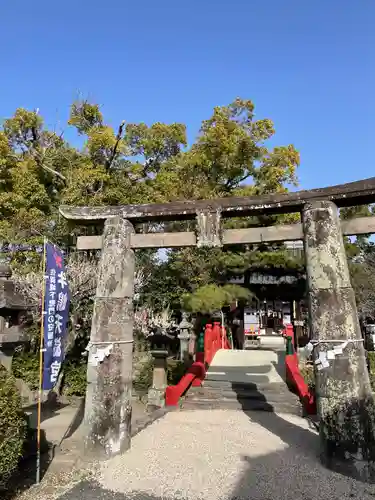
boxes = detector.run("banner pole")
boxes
[36,237,47,485]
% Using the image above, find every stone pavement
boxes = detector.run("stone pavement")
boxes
[26,402,83,446]
[57,409,375,500]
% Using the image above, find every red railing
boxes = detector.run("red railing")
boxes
[283,324,316,415]
[165,322,231,406]
[222,325,231,350]
[165,361,206,406]
[285,355,316,414]
[204,323,220,365]
[166,321,316,413]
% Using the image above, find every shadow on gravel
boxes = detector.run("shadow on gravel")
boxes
[2,441,54,500]
[237,394,319,455]
[227,447,371,500]
[63,397,85,440]
[227,402,375,498]
[234,386,375,489]
[2,399,84,499]
[230,373,321,460]
[58,479,162,500]
[55,446,374,500]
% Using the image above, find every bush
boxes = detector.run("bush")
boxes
[0,367,27,489]
[368,352,375,374]
[368,352,375,392]
[167,360,187,385]
[11,351,39,391]
[133,355,153,393]
[62,361,87,397]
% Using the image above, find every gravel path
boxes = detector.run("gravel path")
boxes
[59,409,375,500]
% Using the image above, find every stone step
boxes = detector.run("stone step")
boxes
[181,397,302,415]
[202,380,287,392]
[192,382,294,394]
[189,389,297,404]
[184,375,302,415]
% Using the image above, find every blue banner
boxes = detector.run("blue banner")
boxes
[42,243,70,390]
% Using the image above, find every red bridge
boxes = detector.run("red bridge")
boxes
[165,322,315,416]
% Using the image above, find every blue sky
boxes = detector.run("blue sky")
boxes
[1,1,374,190]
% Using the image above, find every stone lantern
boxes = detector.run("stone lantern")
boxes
[178,312,192,363]
[0,264,30,372]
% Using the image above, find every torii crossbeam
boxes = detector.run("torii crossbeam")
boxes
[60,176,375,223]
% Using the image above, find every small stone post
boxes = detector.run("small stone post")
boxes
[302,200,375,482]
[84,216,135,459]
[147,349,168,409]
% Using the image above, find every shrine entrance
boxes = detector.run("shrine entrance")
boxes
[60,176,375,479]
[227,268,306,349]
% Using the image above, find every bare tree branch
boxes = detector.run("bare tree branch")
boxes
[105,120,125,171]
[29,124,68,182]
[224,171,251,190]
[38,161,67,182]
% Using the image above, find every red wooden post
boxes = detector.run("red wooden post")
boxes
[204,324,213,365]
[213,322,220,355]
[222,326,230,349]
[285,324,294,345]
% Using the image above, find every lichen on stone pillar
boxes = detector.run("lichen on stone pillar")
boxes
[84,216,135,459]
[196,208,222,248]
[302,200,375,483]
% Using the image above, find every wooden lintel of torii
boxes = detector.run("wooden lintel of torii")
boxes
[60,176,375,223]
[74,216,375,250]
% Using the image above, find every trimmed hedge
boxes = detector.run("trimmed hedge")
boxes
[368,352,375,391]
[167,360,188,385]
[368,352,375,374]
[12,351,40,391]
[0,367,27,489]
[62,361,87,397]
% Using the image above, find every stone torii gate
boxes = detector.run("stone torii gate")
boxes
[60,176,375,480]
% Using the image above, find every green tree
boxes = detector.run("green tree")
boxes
[345,232,375,320]
[151,98,298,202]
[144,98,301,311]
[182,284,252,314]
[0,96,303,326]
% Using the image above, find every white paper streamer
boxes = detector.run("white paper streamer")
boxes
[305,338,363,371]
